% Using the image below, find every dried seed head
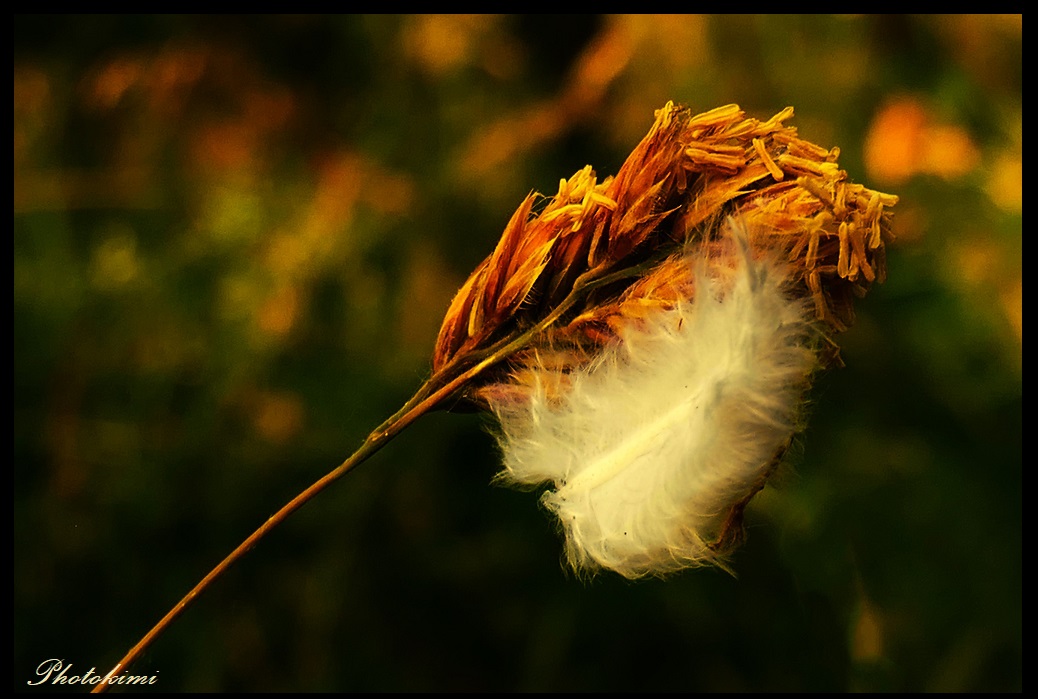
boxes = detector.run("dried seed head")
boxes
[432,102,898,577]
[433,102,897,407]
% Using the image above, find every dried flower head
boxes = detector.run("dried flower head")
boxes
[433,102,897,577]
[94,102,900,689]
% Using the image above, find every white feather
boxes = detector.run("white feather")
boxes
[490,224,818,578]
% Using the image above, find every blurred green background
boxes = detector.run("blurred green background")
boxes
[14,14,1021,692]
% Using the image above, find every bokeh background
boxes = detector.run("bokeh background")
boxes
[14,14,1021,692]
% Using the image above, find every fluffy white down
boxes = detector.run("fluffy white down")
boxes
[491,231,817,578]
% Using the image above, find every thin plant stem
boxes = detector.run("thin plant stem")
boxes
[89,376,442,693]
[91,261,645,692]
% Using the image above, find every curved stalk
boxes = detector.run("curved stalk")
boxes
[90,376,442,693]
